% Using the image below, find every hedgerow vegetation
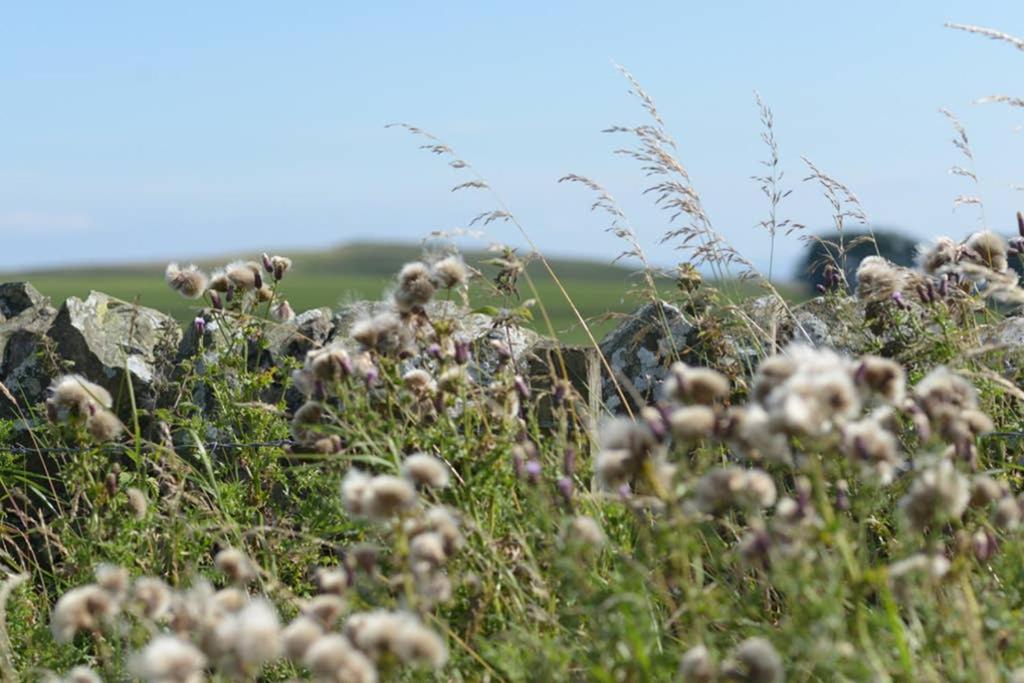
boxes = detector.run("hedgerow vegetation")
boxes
[6,20,1024,683]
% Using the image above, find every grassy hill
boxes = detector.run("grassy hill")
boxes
[1,243,679,344]
[3,242,801,344]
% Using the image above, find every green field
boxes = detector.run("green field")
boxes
[1,243,796,345]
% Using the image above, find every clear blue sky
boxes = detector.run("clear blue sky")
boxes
[2,1,1024,279]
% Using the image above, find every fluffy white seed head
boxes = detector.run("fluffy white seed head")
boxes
[214,547,256,584]
[304,633,378,683]
[165,263,209,299]
[129,635,207,683]
[401,453,450,489]
[51,584,116,644]
[430,255,469,289]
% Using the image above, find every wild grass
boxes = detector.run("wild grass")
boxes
[4,19,1024,683]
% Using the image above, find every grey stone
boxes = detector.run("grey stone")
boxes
[262,307,335,365]
[0,282,48,320]
[0,288,58,415]
[598,300,696,412]
[47,291,182,415]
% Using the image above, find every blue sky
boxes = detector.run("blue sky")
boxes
[2,1,1024,279]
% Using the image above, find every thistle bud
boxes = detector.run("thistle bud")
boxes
[557,476,573,502]
[525,459,541,484]
[454,337,471,365]
[193,316,207,335]
[835,479,850,512]
[262,253,274,273]
[514,375,531,401]
[563,445,576,477]
[210,290,223,310]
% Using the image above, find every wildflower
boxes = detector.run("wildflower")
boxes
[430,254,469,288]
[768,371,859,437]
[722,406,791,465]
[856,255,907,302]
[664,362,730,405]
[270,300,295,322]
[841,418,902,485]
[224,261,263,291]
[679,644,717,682]
[393,261,436,312]
[401,453,450,489]
[566,515,605,549]
[888,553,951,581]
[129,635,207,683]
[164,263,209,299]
[594,417,661,490]
[341,470,373,517]
[95,563,129,598]
[973,529,998,562]
[213,587,248,613]
[914,367,977,421]
[299,594,346,629]
[693,467,776,515]
[402,369,436,395]
[214,547,256,584]
[913,367,981,441]
[964,230,1009,273]
[410,531,448,567]
[133,577,172,621]
[437,366,468,392]
[125,487,148,520]
[315,566,350,596]
[722,637,783,683]
[415,506,463,555]
[667,405,717,442]
[366,475,418,519]
[852,356,905,404]
[47,375,113,422]
[969,475,1007,507]
[51,584,116,643]
[226,599,283,669]
[751,355,797,403]
[918,237,959,274]
[342,470,417,521]
[283,616,323,661]
[345,610,447,668]
[900,459,970,531]
[60,667,101,683]
[263,254,292,281]
[86,405,123,442]
[307,345,353,382]
[304,633,378,683]
[993,496,1021,531]
[351,311,409,356]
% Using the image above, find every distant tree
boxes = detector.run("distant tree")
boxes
[796,229,920,293]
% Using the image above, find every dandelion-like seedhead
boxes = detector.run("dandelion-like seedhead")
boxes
[164,263,209,299]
